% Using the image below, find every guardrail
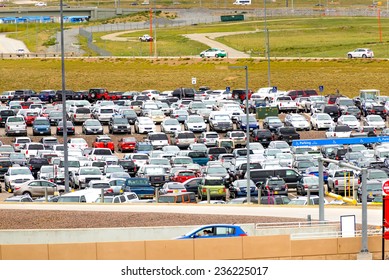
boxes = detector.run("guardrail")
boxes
[0,52,77,58]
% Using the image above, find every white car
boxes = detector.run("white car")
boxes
[68,138,89,150]
[93,106,115,123]
[337,115,361,130]
[199,48,227,58]
[161,118,181,134]
[35,2,47,6]
[347,48,374,58]
[184,115,207,133]
[363,115,386,129]
[284,113,310,131]
[310,113,334,130]
[207,89,231,100]
[4,166,34,193]
[134,117,156,134]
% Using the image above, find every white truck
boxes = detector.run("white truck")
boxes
[255,87,286,101]
[139,34,153,42]
[70,166,105,189]
[272,96,298,113]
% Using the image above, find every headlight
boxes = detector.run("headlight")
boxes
[113,125,118,128]
[79,178,85,183]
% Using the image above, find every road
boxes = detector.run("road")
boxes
[0,34,30,53]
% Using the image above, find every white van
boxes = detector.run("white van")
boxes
[57,189,100,203]
[233,0,251,5]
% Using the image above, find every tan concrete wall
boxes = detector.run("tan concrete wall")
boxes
[1,236,388,260]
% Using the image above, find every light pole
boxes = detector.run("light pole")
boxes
[154,0,157,57]
[264,0,271,86]
[230,66,250,203]
[60,0,70,193]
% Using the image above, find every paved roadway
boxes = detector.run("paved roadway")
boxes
[0,33,30,53]
[0,202,382,226]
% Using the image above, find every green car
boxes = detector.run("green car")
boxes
[200,48,227,58]
[198,176,226,200]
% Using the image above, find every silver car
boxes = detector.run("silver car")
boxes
[82,119,104,135]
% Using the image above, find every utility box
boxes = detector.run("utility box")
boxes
[256,107,278,119]
[220,14,244,22]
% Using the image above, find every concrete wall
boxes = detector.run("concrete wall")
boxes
[1,235,388,260]
[0,224,340,245]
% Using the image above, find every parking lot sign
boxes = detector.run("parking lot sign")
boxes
[319,85,324,92]
[272,86,277,93]
[191,77,197,85]
[226,86,230,92]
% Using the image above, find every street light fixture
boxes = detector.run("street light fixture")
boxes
[229,66,250,203]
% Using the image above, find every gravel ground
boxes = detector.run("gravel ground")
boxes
[0,209,306,230]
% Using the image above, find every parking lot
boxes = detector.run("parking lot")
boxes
[1,90,388,206]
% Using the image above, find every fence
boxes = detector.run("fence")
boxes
[79,27,111,56]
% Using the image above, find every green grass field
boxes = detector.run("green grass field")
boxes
[90,17,389,57]
[1,58,389,98]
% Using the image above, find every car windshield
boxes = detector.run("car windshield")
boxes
[304,176,319,184]
[79,168,102,175]
[204,179,224,185]
[106,166,124,173]
[85,120,101,126]
[164,119,179,125]
[91,183,110,189]
[188,117,203,123]
[214,115,230,121]
[100,108,114,114]
[8,117,24,122]
[369,171,388,179]
[317,114,331,120]
[34,120,49,125]
[207,167,227,175]
[268,118,282,124]
[10,168,31,175]
[144,167,166,175]
[113,118,128,124]
[368,116,382,121]
[366,183,382,191]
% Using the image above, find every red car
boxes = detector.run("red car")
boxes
[171,170,197,183]
[104,91,123,100]
[93,135,115,152]
[24,111,39,126]
[88,88,109,101]
[21,101,34,109]
[117,137,137,152]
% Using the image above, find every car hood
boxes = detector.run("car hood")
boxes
[85,125,102,129]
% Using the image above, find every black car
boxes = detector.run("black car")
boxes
[121,109,137,125]
[12,89,37,101]
[322,104,341,122]
[118,159,137,177]
[54,90,76,101]
[258,176,288,196]
[56,120,75,135]
[48,111,64,126]
[0,158,12,183]
[172,88,196,99]
[262,116,284,132]
[27,157,50,179]
[121,91,140,100]
[250,129,272,147]
[108,117,131,134]
[0,109,15,127]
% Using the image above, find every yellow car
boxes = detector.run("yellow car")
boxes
[198,176,226,201]
[150,110,165,124]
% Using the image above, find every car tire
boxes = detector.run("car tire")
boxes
[348,54,352,59]
[362,54,367,58]
[215,54,219,58]
[22,191,31,197]
[200,54,204,58]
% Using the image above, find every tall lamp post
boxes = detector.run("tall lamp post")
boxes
[264,0,271,86]
[60,0,70,193]
[229,66,250,203]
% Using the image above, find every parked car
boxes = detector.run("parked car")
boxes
[108,117,131,134]
[82,119,104,135]
[56,120,75,135]
[160,118,181,134]
[347,48,374,58]
[32,117,51,136]
[5,116,27,136]
[310,113,334,130]
[200,48,227,58]
[296,175,321,196]
[117,137,137,153]
[13,180,65,197]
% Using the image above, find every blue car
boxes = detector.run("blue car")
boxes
[230,179,258,198]
[32,117,51,136]
[237,115,259,131]
[38,90,56,102]
[176,224,248,239]
[124,177,155,199]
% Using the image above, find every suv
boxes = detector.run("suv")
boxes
[70,107,92,124]
[172,88,196,99]
[108,117,131,134]
[13,89,36,101]
[0,109,15,127]
[5,116,27,136]
[32,117,51,136]
[88,88,108,101]
[27,157,50,178]
[259,176,288,196]
[197,131,219,147]
[286,89,318,100]
[198,176,226,201]
[225,131,246,148]
[321,104,341,122]
[146,132,169,150]
[172,131,196,149]
[250,129,273,147]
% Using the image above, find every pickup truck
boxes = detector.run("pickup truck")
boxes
[327,169,360,194]
[272,127,300,144]
[272,96,298,113]
[123,178,155,199]
[139,34,153,42]
[325,125,352,138]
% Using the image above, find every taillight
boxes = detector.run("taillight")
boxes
[304,184,309,189]
[358,179,361,184]
[335,180,338,186]
[29,165,32,170]
[74,114,77,117]
[202,189,207,193]
[239,233,248,236]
